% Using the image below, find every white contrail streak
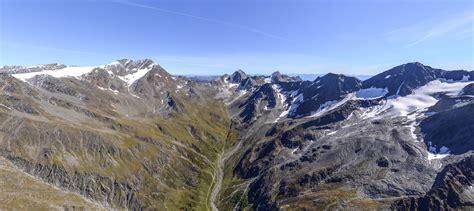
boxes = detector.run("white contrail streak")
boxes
[111,0,291,41]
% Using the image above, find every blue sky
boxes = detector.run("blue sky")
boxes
[1,0,473,75]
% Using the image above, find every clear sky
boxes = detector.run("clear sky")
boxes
[1,0,473,75]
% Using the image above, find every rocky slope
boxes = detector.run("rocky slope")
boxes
[0,60,473,210]
[0,156,104,210]
[0,59,230,210]
[215,63,473,210]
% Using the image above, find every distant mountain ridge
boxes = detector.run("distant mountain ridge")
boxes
[178,73,373,82]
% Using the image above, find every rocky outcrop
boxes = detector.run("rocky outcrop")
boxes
[288,73,362,118]
[363,62,473,97]
[28,74,80,97]
[5,154,142,209]
[129,65,176,98]
[392,155,473,210]
[229,70,249,84]
[461,83,474,96]
[160,91,182,116]
[232,101,438,209]
[82,68,127,92]
[104,59,155,76]
[238,83,277,122]
[363,62,443,96]
[421,103,474,155]
[271,71,302,83]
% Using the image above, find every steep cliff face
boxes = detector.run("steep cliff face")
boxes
[392,155,474,210]
[421,104,474,155]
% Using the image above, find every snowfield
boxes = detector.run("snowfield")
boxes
[387,80,473,116]
[11,62,159,88]
[12,66,98,81]
[118,64,155,86]
[355,87,388,99]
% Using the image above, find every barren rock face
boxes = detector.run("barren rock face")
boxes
[462,83,474,96]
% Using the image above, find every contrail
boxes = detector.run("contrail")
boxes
[110,0,291,41]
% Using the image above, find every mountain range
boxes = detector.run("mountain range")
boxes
[181,73,372,83]
[0,60,473,210]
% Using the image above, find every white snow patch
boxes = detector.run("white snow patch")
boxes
[441,75,471,83]
[309,93,355,118]
[355,87,388,99]
[97,86,120,94]
[229,83,239,88]
[289,90,299,97]
[264,77,271,83]
[274,92,302,123]
[319,100,338,110]
[358,102,386,120]
[382,80,473,140]
[274,109,289,123]
[272,84,286,106]
[118,66,153,86]
[395,80,405,96]
[12,66,98,81]
[427,152,449,161]
[408,121,418,139]
[426,142,450,161]
[264,105,271,111]
[453,100,472,108]
[291,148,298,155]
[130,93,141,99]
[387,80,473,116]
[288,94,304,114]
[461,75,470,82]
[0,103,12,110]
[365,81,474,142]
[109,61,121,66]
[384,75,391,79]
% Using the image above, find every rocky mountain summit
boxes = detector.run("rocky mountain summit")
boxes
[0,59,473,210]
[363,62,474,96]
